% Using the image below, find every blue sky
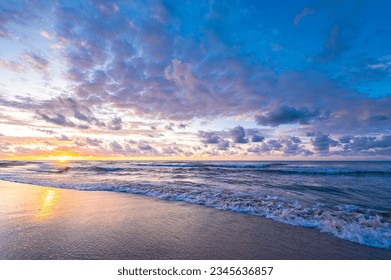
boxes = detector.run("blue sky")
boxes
[0,0,391,159]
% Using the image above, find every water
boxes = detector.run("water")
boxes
[0,160,390,249]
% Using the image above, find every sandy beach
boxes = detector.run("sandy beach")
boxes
[0,179,389,260]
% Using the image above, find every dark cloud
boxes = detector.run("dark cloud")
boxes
[178,123,187,129]
[339,135,352,144]
[280,136,312,156]
[217,139,230,151]
[58,97,105,127]
[165,123,174,130]
[139,142,153,151]
[267,139,283,150]
[247,136,312,156]
[108,117,122,130]
[230,125,248,143]
[245,128,266,142]
[255,106,328,127]
[251,135,265,143]
[37,112,75,127]
[311,133,338,154]
[162,145,186,156]
[340,135,391,153]
[198,131,220,144]
[109,141,123,152]
[367,115,390,122]
[247,143,270,154]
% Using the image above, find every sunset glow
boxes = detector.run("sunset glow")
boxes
[56,156,70,163]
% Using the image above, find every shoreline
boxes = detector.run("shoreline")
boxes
[0,180,390,260]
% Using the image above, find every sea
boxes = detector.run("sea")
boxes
[0,160,390,249]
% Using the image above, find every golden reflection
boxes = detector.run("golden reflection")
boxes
[36,188,59,219]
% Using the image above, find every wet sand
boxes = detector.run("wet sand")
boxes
[0,180,390,259]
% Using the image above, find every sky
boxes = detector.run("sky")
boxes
[0,0,391,160]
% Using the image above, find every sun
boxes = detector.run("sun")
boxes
[57,155,70,163]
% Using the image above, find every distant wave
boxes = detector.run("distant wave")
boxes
[255,169,391,176]
[2,160,390,176]
[57,166,391,176]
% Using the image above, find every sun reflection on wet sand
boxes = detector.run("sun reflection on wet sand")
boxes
[36,188,59,220]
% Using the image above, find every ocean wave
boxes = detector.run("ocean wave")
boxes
[255,169,391,176]
[60,183,391,249]
[0,161,38,168]
[2,161,390,177]
[72,184,391,249]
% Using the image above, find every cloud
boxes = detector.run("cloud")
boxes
[247,136,312,156]
[85,137,103,146]
[217,139,230,150]
[0,52,48,73]
[178,123,187,129]
[139,142,153,151]
[245,128,266,142]
[255,106,328,127]
[40,31,53,40]
[247,144,270,154]
[0,58,25,72]
[198,131,220,144]
[340,135,391,153]
[367,115,390,122]
[230,125,248,143]
[267,139,283,150]
[165,123,174,130]
[319,24,345,61]
[22,52,49,71]
[339,135,352,144]
[36,112,76,128]
[280,136,312,156]
[55,134,70,141]
[251,135,265,142]
[294,7,315,26]
[311,133,338,155]
[0,1,45,38]
[108,116,122,130]
[110,141,123,152]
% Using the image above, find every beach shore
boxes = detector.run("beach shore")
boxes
[0,180,389,260]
